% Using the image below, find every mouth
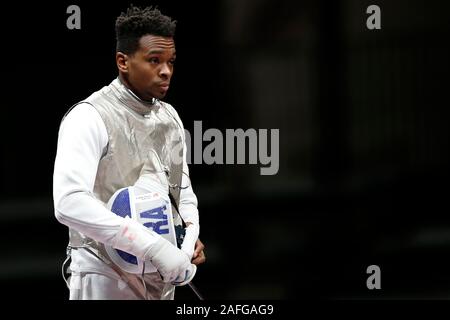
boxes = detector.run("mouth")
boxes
[158,82,170,90]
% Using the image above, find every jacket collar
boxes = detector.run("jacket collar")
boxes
[110,77,160,116]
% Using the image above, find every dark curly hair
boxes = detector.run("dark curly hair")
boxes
[115,5,177,54]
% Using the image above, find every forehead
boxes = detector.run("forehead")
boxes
[138,35,175,54]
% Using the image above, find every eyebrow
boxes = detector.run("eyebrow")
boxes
[147,49,176,55]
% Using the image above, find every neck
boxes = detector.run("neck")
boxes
[118,74,156,105]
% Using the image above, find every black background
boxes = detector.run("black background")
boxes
[0,0,449,300]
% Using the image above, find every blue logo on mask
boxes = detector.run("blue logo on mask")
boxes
[110,189,170,265]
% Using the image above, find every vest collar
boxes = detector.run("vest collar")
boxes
[110,77,159,116]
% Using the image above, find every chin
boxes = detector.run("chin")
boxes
[155,92,167,99]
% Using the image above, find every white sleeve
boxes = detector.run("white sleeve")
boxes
[53,103,148,247]
[178,132,200,228]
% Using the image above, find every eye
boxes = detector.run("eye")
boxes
[169,58,176,65]
[149,57,159,64]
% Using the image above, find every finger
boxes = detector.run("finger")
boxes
[195,239,205,252]
[192,251,206,265]
[193,246,200,258]
[193,239,204,258]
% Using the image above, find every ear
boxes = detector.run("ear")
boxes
[116,52,129,73]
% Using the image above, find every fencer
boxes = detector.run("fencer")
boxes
[53,5,205,300]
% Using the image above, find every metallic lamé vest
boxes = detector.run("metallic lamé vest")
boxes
[67,78,184,298]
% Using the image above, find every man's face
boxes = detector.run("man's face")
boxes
[123,35,176,100]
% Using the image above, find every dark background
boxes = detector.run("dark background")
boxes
[0,0,449,300]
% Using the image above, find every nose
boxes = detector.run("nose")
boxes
[159,63,172,79]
